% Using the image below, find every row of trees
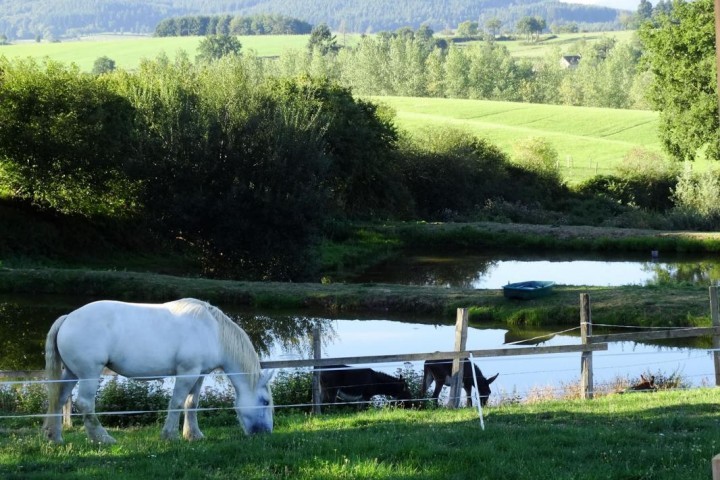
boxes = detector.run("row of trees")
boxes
[154,14,312,37]
[257,28,645,110]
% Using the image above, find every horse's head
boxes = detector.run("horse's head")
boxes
[477,371,499,407]
[236,370,274,434]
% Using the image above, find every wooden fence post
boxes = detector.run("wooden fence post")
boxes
[62,397,72,427]
[580,293,594,399]
[448,308,469,409]
[713,454,720,480]
[710,286,720,386]
[311,325,322,414]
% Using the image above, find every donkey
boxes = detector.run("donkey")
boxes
[319,365,412,408]
[422,359,498,406]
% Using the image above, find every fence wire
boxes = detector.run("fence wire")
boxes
[1,323,717,421]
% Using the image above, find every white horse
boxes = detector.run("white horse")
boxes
[42,298,273,444]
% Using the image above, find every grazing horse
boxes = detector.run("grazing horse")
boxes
[422,359,498,406]
[42,298,274,444]
[319,365,412,407]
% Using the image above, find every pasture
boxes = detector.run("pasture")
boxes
[1,389,718,479]
[376,95,662,184]
[498,30,638,59]
[0,34,313,71]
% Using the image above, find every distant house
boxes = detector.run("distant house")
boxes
[560,55,581,69]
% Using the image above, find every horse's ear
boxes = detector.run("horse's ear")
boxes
[487,373,499,384]
[260,369,275,387]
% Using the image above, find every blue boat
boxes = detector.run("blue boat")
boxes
[503,281,555,300]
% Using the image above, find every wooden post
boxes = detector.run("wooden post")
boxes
[713,453,720,480]
[580,293,594,399]
[62,397,72,427]
[448,308,469,409]
[709,286,720,386]
[311,325,322,414]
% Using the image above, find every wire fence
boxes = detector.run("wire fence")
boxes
[1,322,717,422]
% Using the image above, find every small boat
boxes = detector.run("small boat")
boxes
[503,280,555,300]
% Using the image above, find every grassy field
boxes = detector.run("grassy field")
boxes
[0,34,313,71]
[499,30,638,59]
[376,95,662,184]
[0,30,633,72]
[2,389,718,479]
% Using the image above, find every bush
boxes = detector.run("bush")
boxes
[672,164,720,227]
[270,369,313,412]
[96,378,169,427]
[397,127,511,219]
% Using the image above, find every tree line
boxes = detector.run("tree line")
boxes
[0,0,624,41]
[154,14,312,37]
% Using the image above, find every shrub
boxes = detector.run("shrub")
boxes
[397,127,510,219]
[270,369,313,412]
[672,164,720,227]
[96,378,169,427]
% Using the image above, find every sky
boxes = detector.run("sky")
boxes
[559,0,644,11]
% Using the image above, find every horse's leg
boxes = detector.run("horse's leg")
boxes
[75,376,115,444]
[43,368,78,443]
[432,373,445,403]
[162,374,200,440]
[182,377,205,441]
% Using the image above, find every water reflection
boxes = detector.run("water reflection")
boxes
[0,296,332,371]
[352,250,720,288]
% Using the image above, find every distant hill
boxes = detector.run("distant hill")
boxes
[0,0,626,41]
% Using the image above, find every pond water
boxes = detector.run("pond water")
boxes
[2,293,715,405]
[351,250,720,288]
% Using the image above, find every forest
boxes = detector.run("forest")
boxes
[0,0,624,41]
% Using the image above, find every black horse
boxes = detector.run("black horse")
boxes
[319,365,412,407]
[422,359,498,406]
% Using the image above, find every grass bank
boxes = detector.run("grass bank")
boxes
[2,388,718,479]
[0,267,713,328]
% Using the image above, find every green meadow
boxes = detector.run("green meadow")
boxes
[499,30,638,59]
[0,34,313,71]
[376,95,662,184]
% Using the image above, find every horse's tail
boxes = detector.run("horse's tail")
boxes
[43,315,68,422]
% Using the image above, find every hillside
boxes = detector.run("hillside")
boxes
[0,0,626,41]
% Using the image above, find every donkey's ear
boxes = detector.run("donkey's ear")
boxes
[487,373,499,384]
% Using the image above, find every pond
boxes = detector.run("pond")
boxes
[350,250,720,288]
[1,293,715,404]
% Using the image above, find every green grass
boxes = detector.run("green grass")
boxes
[0,34,313,71]
[2,389,718,479]
[376,95,663,184]
[500,30,638,59]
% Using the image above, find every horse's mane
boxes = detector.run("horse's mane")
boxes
[165,298,261,388]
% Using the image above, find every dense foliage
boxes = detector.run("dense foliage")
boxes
[638,0,719,162]
[155,14,312,37]
[0,0,624,41]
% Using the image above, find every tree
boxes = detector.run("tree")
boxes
[516,17,544,42]
[485,18,502,38]
[639,0,718,161]
[637,0,654,22]
[196,34,242,62]
[307,23,338,55]
[456,21,478,37]
[92,56,116,75]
